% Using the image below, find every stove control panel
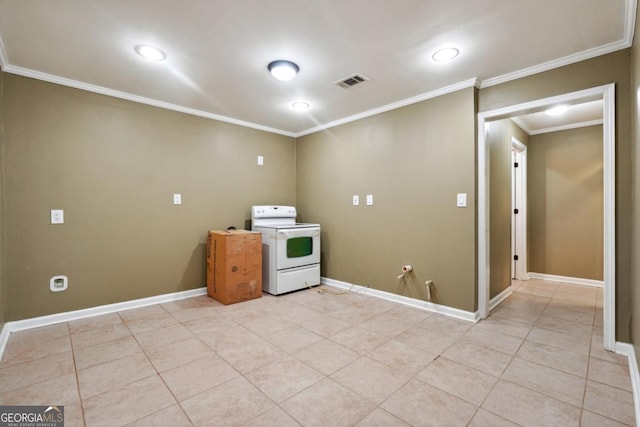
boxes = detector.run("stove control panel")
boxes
[252,205,297,219]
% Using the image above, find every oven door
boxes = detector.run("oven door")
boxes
[275,227,321,270]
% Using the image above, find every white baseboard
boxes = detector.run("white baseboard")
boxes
[614,342,640,426]
[489,286,513,312]
[321,277,477,323]
[528,272,604,288]
[0,287,207,362]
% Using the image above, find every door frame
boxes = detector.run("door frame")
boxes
[511,137,527,281]
[477,83,616,351]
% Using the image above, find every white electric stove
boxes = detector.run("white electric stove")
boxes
[251,206,321,295]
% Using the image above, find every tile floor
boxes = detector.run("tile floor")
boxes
[0,279,635,426]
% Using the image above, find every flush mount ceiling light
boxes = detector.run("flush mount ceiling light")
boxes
[432,47,460,63]
[291,101,310,111]
[545,105,569,116]
[268,60,300,81]
[134,44,167,61]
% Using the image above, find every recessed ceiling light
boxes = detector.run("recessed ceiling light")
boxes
[545,105,569,116]
[291,101,310,111]
[268,60,300,81]
[432,47,460,63]
[135,45,167,61]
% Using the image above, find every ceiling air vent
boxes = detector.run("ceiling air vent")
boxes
[335,74,369,89]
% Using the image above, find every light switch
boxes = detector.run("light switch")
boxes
[173,194,182,205]
[51,209,64,224]
[457,193,467,208]
[257,155,264,165]
[353,195,359,206]
[366,195,374,206]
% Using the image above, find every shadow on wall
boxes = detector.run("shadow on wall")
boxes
[181,243,207,289]
[318,230,331,278]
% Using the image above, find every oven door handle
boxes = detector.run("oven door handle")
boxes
[276,229,321,239]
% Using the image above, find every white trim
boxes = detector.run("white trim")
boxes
[625,0,638,46]
[0,35,7,70]
[321,277,477,323]
[528,272,604,288]
[2,65,296,138]
[0,287,207,361]
[510,117,603,135]
[614,342,640,426]
[297,79,478,137]
[510,117,604,136]
[477,84,616,352]
[480,0,635,89]
[510,117,532,134]
[3,62,476,139]
[529,119,604,136]
[0,324,10,364]
[0,1,634,140]
[479,86,608,122]
[602,83,617,351]
[478,42,631,90]
[478,119,490,320]
[489,286,513,312]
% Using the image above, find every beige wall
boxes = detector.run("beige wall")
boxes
[0,46,634,344]
[528,126,603,280]
[479,49,631,341]
[296,88,477,312]
[487,119,528,298]
[3,74,296,320]
[631,8,640,368]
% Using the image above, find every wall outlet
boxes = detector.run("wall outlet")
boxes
[366,194,374,206]
[50,275,68,292]
[173,194,182,205]
[353,195,359,206]
[257,155,264,165]
[50,209,64,224]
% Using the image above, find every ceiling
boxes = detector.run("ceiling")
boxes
[0,1,634,137]
[512,100,604,135]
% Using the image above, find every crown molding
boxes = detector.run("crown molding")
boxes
[3,60,475,139]
[509,116,603,136]
[626,0,638,45]
[528,118,603,135]
[478,0,636,90]
[295,78,478,137]
[0,57,613,139]
[510,116,532,134]
[2,64,297,138]
[0,0,634,138]
[479,38,631,90]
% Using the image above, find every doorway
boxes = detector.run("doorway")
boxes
[511,138,527,281]
[477,84,616,351]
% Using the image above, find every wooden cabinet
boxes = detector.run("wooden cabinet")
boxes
[206,230,262,305]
